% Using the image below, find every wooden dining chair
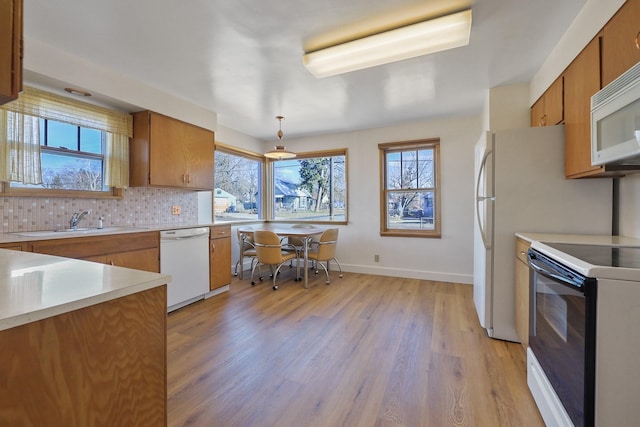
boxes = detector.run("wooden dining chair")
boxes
[307,228,343,284]
[251,230,299,290]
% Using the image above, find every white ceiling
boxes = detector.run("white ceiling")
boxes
[23,0,586,140]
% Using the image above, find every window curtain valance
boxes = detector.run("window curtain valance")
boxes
[0,86,133,137]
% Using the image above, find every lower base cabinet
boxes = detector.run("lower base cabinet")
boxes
[210,225,232,290]
[0,286,167,425]
[27,231,160,273]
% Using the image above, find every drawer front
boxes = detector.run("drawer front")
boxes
[516,238,530,264]
[210,225,231,239]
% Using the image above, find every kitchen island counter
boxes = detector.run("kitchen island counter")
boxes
[0,248,170,331]
[0,249,171,426]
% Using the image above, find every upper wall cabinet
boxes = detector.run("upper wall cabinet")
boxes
[601,0,640,87]
[130,111,214,190]
[530,76,563,127]
[564,37,604,178]
[0,0,23,105]
[534,0,640,178]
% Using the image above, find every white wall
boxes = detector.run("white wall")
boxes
[489,84,530,130]
[23,38,218,131]
[215,125,264,153]
[256,115,483,284]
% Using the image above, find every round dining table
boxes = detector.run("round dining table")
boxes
[237,224,325,288]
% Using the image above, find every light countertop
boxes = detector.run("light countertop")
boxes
[0,223,219,244]
[515,233,640,246]
[0,249,171,332]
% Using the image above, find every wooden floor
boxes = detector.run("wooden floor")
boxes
[167,269,544,427]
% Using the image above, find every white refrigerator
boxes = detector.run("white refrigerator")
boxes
[473,125,612,342]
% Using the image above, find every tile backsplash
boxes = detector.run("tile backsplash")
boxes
[1,187,200,233]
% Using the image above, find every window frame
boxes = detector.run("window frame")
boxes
[268,148,348,225]
[213,142,266,224]
[2,118,120,198]
[0,86,132,199]
[379,138,441,238]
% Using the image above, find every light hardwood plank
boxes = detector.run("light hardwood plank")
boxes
[167,271,544,427]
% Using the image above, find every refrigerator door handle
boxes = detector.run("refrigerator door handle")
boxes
[475,149,493,250]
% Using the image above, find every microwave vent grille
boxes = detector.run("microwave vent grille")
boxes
[592,61,640,109]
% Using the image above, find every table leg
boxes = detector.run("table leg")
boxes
[303,236,310,289]
[238,233,245,280]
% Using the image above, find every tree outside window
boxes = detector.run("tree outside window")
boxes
[214,147,263,222]
[272,150,347,222]
[12,119,107,192]
[379,139,441,238]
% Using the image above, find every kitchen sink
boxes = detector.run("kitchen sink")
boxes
[12,226,148,237]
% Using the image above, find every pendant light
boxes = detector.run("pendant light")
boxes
[265,116,296,159]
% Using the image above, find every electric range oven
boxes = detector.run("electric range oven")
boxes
[527,241,640,427]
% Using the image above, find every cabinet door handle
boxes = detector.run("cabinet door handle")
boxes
[211,242,216,253]
[635,31,640,50]
[109,260,114,266]
[187,174,191,184]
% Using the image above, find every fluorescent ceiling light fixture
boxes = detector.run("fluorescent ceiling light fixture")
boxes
[303,9,472,78]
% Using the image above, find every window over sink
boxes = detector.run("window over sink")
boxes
[12,118,107,192]
[0,86,132,198]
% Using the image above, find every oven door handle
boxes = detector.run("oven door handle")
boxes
[528,252,584,290]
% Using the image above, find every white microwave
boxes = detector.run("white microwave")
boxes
[591,61,640,166]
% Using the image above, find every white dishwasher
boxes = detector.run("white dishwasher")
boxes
[160,227,210,312]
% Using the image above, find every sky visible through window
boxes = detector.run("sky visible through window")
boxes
[13,119,105,191]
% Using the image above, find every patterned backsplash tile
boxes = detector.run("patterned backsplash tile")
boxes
[0,188,201,233]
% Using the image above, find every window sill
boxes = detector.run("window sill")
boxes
[0,186,123,199]
[380,229,441,238]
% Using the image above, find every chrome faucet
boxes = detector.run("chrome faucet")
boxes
[69,210,91,229]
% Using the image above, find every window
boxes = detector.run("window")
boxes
[0,86,132,198]
[12,119,106,191]
[271,149,347,223]
[379,139,441,237]
[214,144,264,222]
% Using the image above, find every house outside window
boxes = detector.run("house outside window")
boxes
[379,139,441,238]
[271,149,347,223]
[214,144,264,222]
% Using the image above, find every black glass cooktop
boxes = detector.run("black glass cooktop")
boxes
[545,243,640,269]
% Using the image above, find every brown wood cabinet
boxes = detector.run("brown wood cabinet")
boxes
[27,231,160,273]
[0,285,167,426]
[564,37,606,178]
[601,0,640,87]
[532,0,640,178]
[0,242,24,251]
[130,110,215,190]
[209,225,231,290]
[530,76,563,127]
[0,0,22,105]
[514,237,531,348]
